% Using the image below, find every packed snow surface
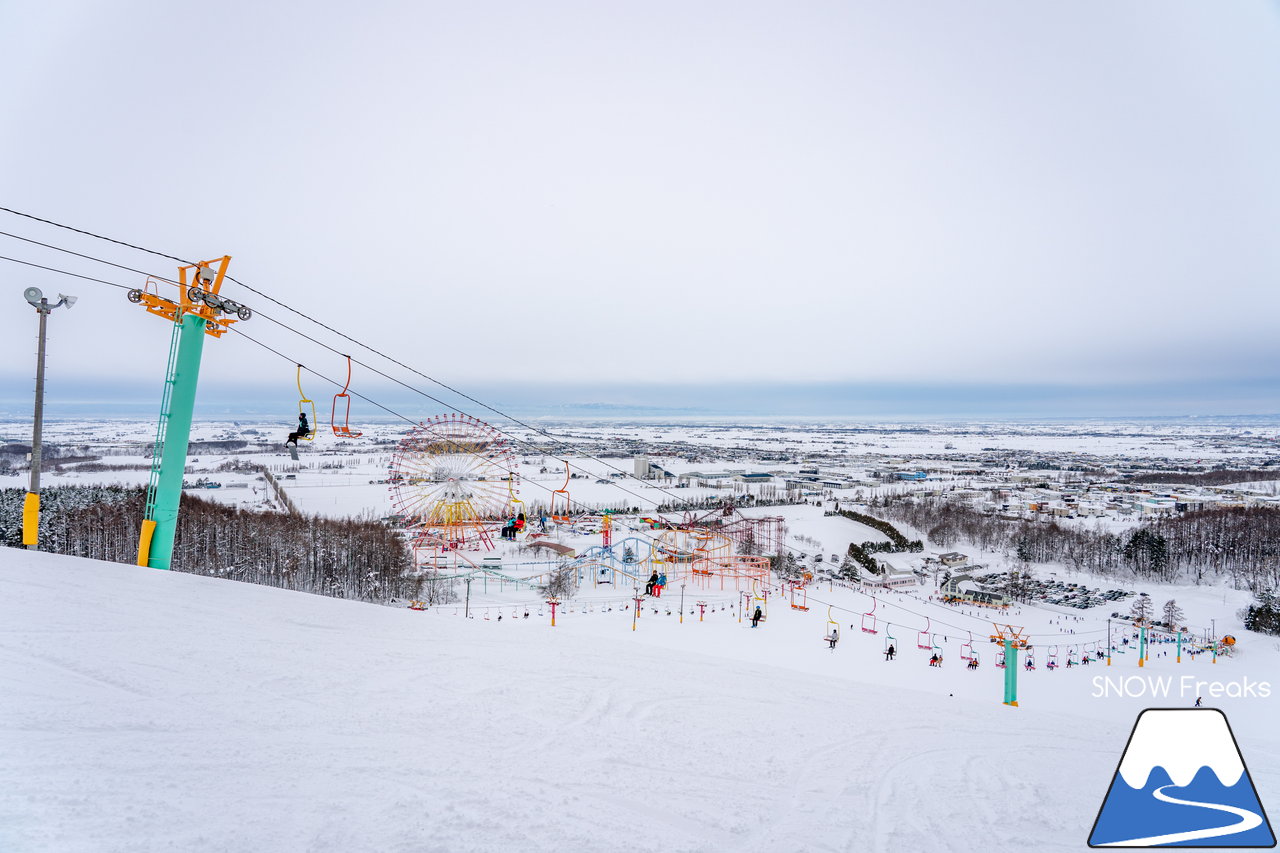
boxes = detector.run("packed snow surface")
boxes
[2,549,1278,852]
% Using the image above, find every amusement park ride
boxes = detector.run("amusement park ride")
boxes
[387,414,518,557]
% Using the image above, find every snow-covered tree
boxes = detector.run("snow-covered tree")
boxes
[1162,598,1184,631]
[1130,593,1155,627]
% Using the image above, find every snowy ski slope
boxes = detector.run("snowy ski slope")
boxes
[2,549,1277,852]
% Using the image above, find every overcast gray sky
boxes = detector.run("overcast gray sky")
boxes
[2,1,1279,416]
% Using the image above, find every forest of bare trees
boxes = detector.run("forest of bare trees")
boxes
[875,495,1280,591]
[1129,470,1280,487]
[1,486,419,603]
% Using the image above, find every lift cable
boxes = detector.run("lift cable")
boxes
[0,212,702,509]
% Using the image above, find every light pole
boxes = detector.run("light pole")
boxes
[21,287,76,550]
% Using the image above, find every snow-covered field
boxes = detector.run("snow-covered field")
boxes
[4,416,1280,850]
[3,549,1277,852]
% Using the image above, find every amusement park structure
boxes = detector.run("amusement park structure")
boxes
[381,415,784,593]
[129,256,250,570]
[680,501,786,557]
[387,414,519,562]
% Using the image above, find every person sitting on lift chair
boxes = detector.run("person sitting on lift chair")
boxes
[286,412,310,446]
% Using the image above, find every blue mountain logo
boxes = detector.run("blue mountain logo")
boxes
[1089,708,1275,847]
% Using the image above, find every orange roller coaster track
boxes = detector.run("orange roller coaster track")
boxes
[679,555,771,591]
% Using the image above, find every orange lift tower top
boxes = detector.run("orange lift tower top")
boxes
[128,256,250,569]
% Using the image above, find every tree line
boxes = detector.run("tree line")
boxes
[1,485,418,603]
[874,495,1280,590]
[1129,470,1280,487]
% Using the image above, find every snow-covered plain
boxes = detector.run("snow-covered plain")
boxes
[3,549,1278,853]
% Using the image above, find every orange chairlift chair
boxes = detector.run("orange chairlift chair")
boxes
[331,355,362,438]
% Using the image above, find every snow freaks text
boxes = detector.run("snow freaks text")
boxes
[1091,675,1271,700]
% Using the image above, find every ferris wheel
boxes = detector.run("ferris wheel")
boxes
[387,414,517,551]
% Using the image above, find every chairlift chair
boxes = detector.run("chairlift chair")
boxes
[295,365,317,441]
[824,605,839,647]
[330,355,363,438]
[860,598,878,634]
[791,585,809,612]
[917,617,933,650]
[549,464,572,523]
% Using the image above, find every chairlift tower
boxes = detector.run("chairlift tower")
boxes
[127,256,249,569]
[991,623,1029,707]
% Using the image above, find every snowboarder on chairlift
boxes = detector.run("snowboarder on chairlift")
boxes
[655,572,667,597]
[751,606,763,628]
[645,571,659,596]
[286,412,310,445]
[827,627,839,649]
[885,644,896,661]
